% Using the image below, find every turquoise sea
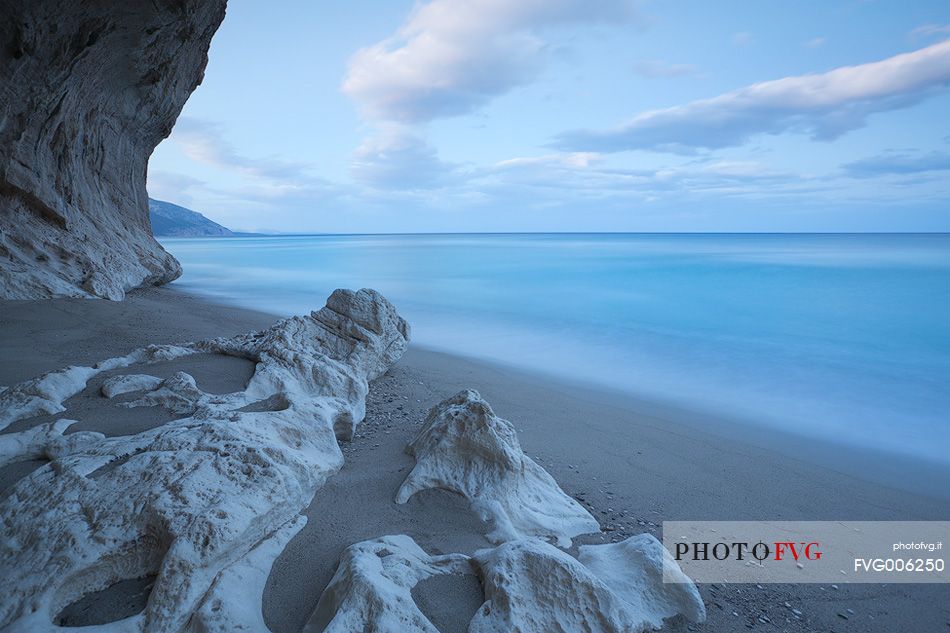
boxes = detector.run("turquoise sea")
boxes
[161,233,950,467]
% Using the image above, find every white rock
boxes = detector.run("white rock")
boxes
[100,374,163,399]
[0,419,104,467]
[396,389,598,546]
[304,535,472,633]
[0,366,99,431]
[0,289,409,632]
[121,372,206,416]
[578,534,707,627]
[189,516,308,633]
[0,345,194,432]
[470,536,705,633]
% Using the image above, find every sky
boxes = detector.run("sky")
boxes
[146,0,950,233]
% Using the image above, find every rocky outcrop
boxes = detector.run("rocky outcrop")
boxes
[0,289,410,631]
[0,0,228,299]
[471,536,706,632]
[307,534,705,633]
[305,535,473,633]
[396,389,599,546]
[0,419,103,468]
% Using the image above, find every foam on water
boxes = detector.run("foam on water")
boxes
[161,233,950,467]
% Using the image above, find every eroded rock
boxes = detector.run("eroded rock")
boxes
[0,289,410,632]
[308,533,704,633]
[101,374,164,399]
[471,536,706,633]
[396,389,599,546]
[0,419,103,467]
[304,535,473,633]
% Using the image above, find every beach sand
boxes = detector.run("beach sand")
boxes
[1,287,948,631]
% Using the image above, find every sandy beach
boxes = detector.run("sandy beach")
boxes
[1,287,948,632]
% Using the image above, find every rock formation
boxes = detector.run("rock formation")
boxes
[471,536,706,632]
[0,419,103,468]
[0,289,410,631]
[305,535,473,633]
[0,0,228,299]
[396,389,599,546]
[307,534,705,633]
[0,288,706,631]
[577,534,709,627]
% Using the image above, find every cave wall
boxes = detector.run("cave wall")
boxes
[0,0,227,299]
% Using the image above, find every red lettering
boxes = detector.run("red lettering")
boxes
[774,542,801,561]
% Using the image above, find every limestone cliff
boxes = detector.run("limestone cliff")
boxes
[0,0,227,299]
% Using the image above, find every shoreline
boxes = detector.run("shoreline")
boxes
[11,282,942,503]
[2,287,948,631]
[413,347,950,504]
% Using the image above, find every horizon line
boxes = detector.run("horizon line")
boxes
[160,230,950,238]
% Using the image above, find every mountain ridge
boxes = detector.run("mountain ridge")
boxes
[148,198,234,237]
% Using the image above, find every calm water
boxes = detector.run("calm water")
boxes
[161,233,950,465]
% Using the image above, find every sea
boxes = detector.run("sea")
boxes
[161,233,950,469]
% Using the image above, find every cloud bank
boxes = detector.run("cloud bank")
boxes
[843,150,950,178]
[342,0,638,123]
[171,117,311,181]
[351,128,459,190]
[631,59,697,78]
[556,40,950,153]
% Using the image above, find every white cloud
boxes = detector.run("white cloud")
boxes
[495,152,603,169]
[631,59,697,78]
[803,36,826,48]
[842,150,950,178]
[698,160,788,179]
[160,117,347,222]
[911,24,950,39]
[145,170,205,206]
[556,40,950,153]
[342,0,638,123]
[170,117,311,181]
[351,127,460,190]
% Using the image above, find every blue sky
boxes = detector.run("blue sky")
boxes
[147,0,950,233]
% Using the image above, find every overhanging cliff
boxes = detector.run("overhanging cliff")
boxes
[0,0,227,299]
